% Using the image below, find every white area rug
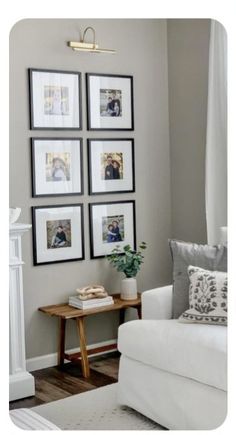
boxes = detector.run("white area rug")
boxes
[33,383,164,430]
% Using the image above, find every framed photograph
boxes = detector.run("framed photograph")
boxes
[88,139,135,195]
[32,204,84,265]
[29,69,82,130]
[89,201,136,259]
[86,73,134,130]
[31,138,83,197]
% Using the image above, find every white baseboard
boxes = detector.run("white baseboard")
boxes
[26,338,118,372]
[9,371,35,401]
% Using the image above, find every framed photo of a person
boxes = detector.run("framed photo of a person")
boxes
[32,204,84,265]
[29,69,82,130]
[86,73,134,130]
[88,139,135,195]
[89,200,136,259]
[31,138,83,197]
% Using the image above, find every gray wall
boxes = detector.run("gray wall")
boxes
[167,19,210,243]
[10,19,172,359]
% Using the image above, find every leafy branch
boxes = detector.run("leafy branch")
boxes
[106,242,147,278]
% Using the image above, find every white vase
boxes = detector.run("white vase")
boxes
[9,207,21,224]
[121,277,138,300]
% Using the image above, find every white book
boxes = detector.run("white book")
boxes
[68,299,114,307]
[69,295,113,306]
[69,300,114,310]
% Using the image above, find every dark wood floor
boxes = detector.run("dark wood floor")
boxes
[9,352,120,410]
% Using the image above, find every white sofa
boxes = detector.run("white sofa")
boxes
[117,285,227,430]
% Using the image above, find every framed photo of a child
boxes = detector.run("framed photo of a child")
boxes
[86,73,134,130]
[89,201,136,259]
[32,204,84,265]
[31,138,83,197]
[29,69,82,129]
[88,139,135,195]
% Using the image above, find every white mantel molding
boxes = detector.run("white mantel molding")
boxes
[9,223,35,401]
[9,223,32,234]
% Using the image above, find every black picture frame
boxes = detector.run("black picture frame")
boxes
[89,200,136,259]
[31,137,84,197]
[86,73,134,131]
[29,68,82,130]
[32,204,85,265]
[87,138,135,195]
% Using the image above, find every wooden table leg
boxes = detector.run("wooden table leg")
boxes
[119,308,125,325]
[58,318,66,366]
[76,317,90,378]
[137,305,142,319]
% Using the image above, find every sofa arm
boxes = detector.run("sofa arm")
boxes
[141,285,173,320]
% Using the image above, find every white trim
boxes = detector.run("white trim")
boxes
[9,224,35,401]
[9,223,32,235]
[9,371,35,401]
[26,338,118,372]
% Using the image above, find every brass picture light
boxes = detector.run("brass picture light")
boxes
[68,27,116,54]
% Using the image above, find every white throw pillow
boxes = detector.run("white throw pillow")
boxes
[179,265,227,325]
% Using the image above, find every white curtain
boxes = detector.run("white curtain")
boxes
[205,20,227,245]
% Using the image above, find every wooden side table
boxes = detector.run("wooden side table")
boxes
[38,294,141,378]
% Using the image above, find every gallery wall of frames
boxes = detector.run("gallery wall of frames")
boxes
[28,68,136,265]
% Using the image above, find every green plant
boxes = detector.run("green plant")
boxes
[107,242,147,278]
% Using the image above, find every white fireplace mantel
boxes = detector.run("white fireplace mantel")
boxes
[9,223,35,401]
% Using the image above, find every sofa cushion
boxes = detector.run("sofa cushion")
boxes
[179,266,227,325]
[118,319,227,391]
[169,239,227,318]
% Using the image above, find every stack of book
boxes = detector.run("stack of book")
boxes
[68,295,114,310]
